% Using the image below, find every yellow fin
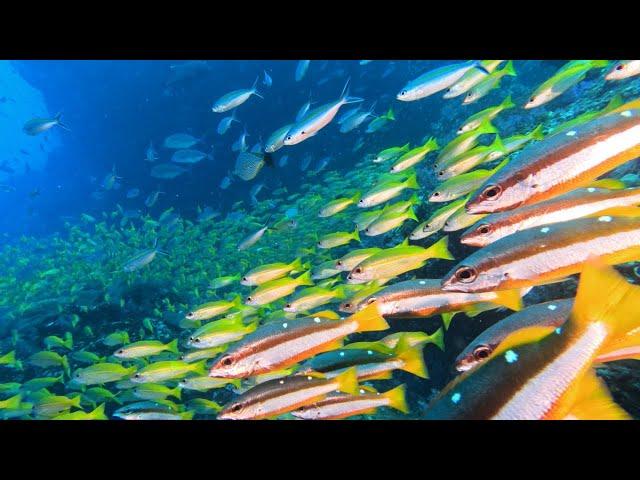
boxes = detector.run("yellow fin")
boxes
[588,178,626,190]
[427,326,445,351]
[595,331,640,363]
[563,371,631,420]
[573,262,640,344]
[349,303,390,333]
[334,367,358,395]
[492,326,556,359]
[424,236,454,261]
[492,289,523,312]
[311,310,340,320]
[383,384,409,414]
[441,311,458,330]
[395,336,428,379]
[586,206,640,219]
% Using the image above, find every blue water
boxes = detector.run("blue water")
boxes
[0,60,565,239]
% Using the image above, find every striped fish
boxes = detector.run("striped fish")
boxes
[207,304,388,378]
[425,263,638,419]
[461,186,640,247]
[465,109,640,214]
[443,213,640,294]
[217,367,358,420]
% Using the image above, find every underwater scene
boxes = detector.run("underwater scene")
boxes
[1,59,640,420]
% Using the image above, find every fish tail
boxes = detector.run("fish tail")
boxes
[603,94,624,113]
[383,384,409,414]
[404,172,420,190]
[500,94,515,110]
[395,335,428,379]
[70,394,82,409]
[560,371,630,420]
[574,262,640,348]
[334,367,359,395]
[401,142,411,151]
[530,123,545,140]
[181,410,196,420]
[340,78,363,104]
[386,107,395,121]
[296,270,314,287]
[406,207,418,222]
[479,118,498,135]
[492,289,524,312]
[289,257,303,272]
[590,60,610,69]
[428,326,446,351]
[1,394,22,410]
[491,133,506,153]
[191,359,209,377]
[231,294,243,308]
[441,311,458,330]
[425,136,439,150]
[351,190,361,203]
[501,60,517,76]
[172,386,182,401]
[350,303,389,333]
[424,235,454,261]
[53,112,71,132]
[90,403,108,420]
[332,285,347,299]
[251,75,263,99]
[166,338,179,355]
[351,228,361,243]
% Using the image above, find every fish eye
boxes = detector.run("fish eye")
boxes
[343,303,352,309]
[242,276,247,281]
[400,90,406,96]
[616,64,624,71]
[432,192,440,197]
[186,312,194,319]
[286,135,292,141]
[301,131,306,135]
[231,404,242,412]
[246,296,252,302]
[455,266,478,283]
[477,224,492,235]
[364,228,369,233]
[336,261,343,266]
[354,267,362,274]
[481,185,502,199]
[528,97,535,103]
[194,338,201,343]
[473,345,492,360]
[221,356,233,366]
[134,373,141,378]
[117,349,123,354]
[285,303,291,308]
[438,171,444,176]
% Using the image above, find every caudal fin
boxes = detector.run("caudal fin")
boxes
[383,384,409,414]
[350,303,390,333]
[424,236,454,261]
[334,367,359,395]
[492,289,523,312]
[395,336,428,379]
[55,113,71,132]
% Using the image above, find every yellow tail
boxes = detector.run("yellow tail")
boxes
[350,303,390,333]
